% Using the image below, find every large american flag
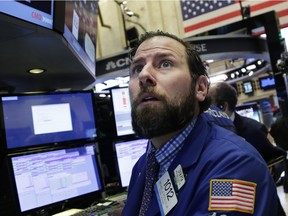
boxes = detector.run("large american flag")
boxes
[209,179,256,214]
[180,0,288,37]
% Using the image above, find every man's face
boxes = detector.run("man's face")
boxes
[128,36,197,138]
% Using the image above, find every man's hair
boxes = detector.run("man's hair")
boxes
[128,30,210,113]
[210,82,238,111]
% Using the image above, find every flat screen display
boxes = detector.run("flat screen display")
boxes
[242,80,254,95]
[259,76,275,90]
[9,145,103,213]
[111,87,134,137]
[0,91,97,150]
[0,0,54,29]
[114,139,148,188]
[236,102,261,122]
[63,0,98,76]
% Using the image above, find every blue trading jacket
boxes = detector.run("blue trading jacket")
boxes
[122,115,279,216]
[202,104,236,133]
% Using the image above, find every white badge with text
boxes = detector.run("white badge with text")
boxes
[155,171,178,216]
[173,164,185,191]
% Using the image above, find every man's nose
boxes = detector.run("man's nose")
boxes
[138,65,156,87]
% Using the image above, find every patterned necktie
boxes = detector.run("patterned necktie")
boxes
[139,151,159,216]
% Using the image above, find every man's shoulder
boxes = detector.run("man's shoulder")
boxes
[235,113,268,133]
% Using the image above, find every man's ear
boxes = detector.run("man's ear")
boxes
[195,75,209,102]
[222,102,229,113]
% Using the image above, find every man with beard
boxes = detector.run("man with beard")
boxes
[121,31,279,216]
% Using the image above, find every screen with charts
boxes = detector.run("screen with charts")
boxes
[0,0,54,29]
[0,91,97,150]
[114,139,148,188]
[8,145,103,214]
[111,87,134,137]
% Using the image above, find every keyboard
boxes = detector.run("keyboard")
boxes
[107,193,127,202]
[70,202,117,216]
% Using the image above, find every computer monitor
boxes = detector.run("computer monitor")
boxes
[236,102,261,122]
[7,145,103,215]
[0,0,54,29]
[0,91,97,151]
[56,0,98,77]
[242,80,254,95]
[259,76,275,90]
[114,139,148,188]
[110,87,134,137]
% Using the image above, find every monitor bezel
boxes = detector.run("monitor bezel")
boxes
[0,90,98,154]
[5,143,104,215]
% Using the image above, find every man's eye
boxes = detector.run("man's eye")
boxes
[160,61,172,68]
[131,65,143,74]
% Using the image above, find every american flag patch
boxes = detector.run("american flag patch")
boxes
[209,179,256,214]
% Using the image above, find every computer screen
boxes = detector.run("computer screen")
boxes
[0,0,54,29]
[8,145,103,214]
[110,87,134,137]
[0,91,97,150]
[236,102,261,122]
[259,76,275,90]
[114,139,148,188]
[62,0,98,76]
[242,80,254,95]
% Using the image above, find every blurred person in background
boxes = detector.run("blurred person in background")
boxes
[270,115,288,193]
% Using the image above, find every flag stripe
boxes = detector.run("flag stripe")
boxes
[250,0,283,11]
[212,196,254,204]
[278,8,288,17]
[184,10,241,33]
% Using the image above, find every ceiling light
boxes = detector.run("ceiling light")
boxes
[246,64,256,70]
[210,74,228,83]
[257,60,263,65]
[28,68,45,74]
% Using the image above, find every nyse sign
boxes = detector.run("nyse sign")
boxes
[192,43,207,53]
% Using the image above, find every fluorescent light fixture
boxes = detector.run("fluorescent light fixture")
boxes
[210,74,228,83]
[95,83,107,92]
[246,64,256,70]
[119,83,129,87]
[28,68,45,74]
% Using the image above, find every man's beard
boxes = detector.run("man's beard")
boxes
[131,86,196,139]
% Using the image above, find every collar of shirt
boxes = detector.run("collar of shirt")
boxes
[147,119,197,178]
